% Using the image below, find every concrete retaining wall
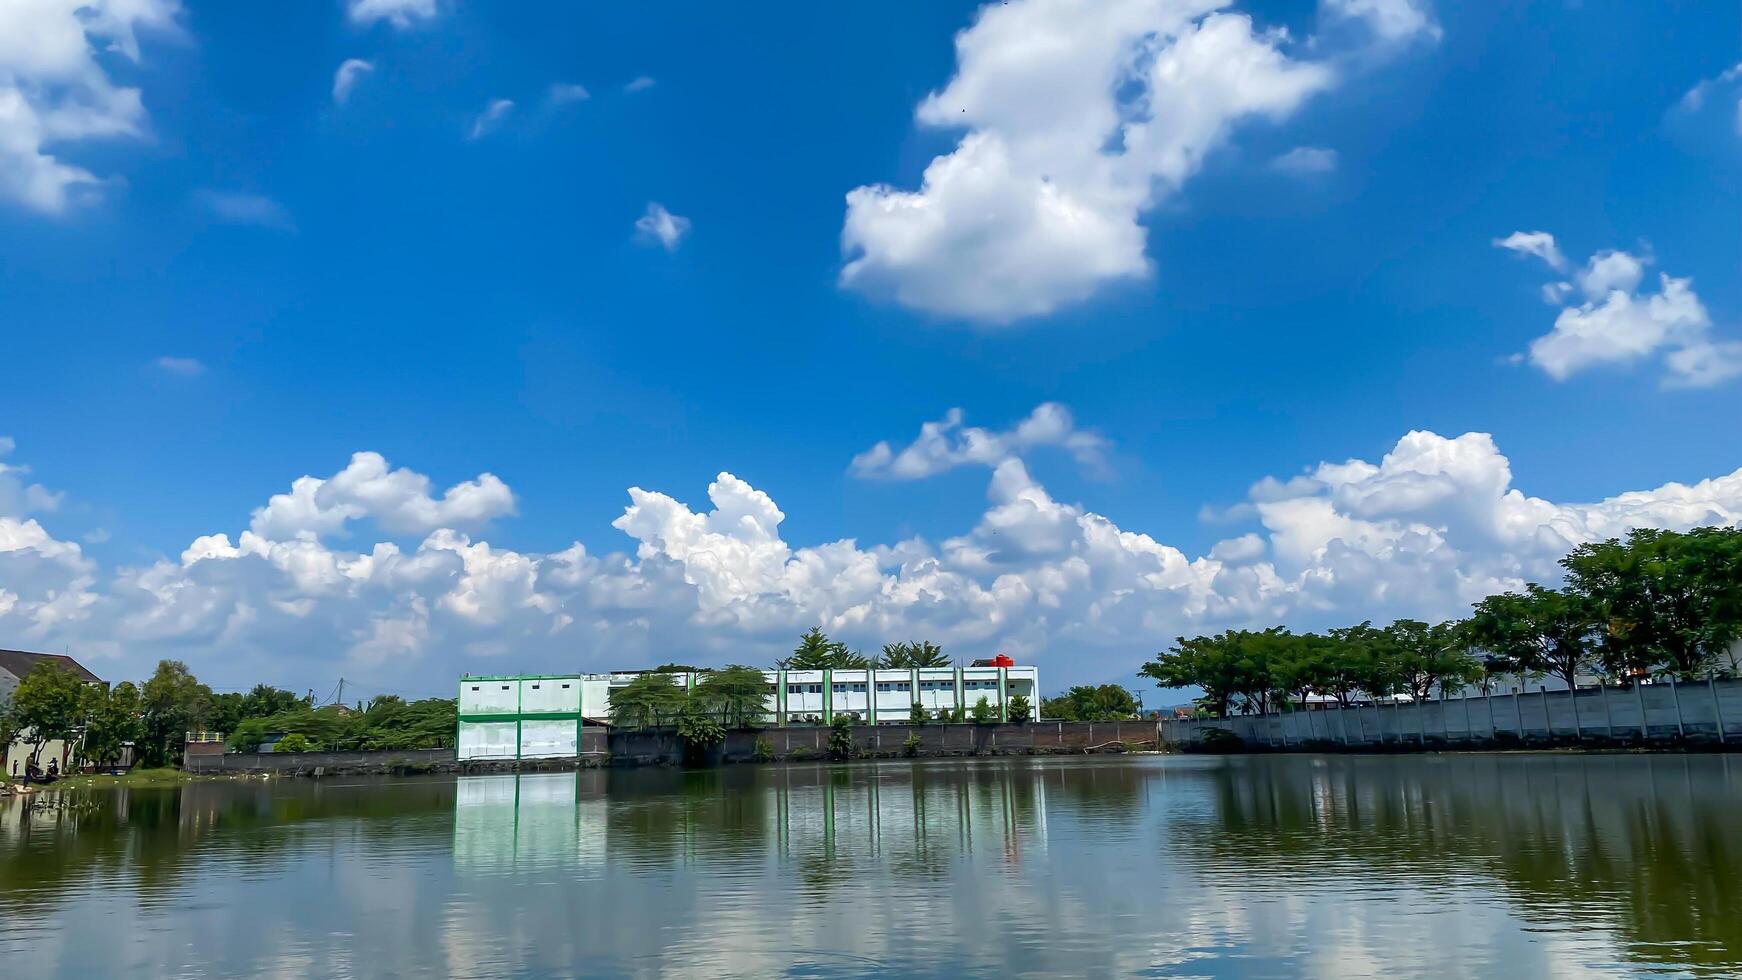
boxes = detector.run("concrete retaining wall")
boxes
[185,747,458,773]
[607,720,1158,765]
[1161,678,1742,749]
[181,721,1156,773]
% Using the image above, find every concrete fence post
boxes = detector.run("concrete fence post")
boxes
[1600,683,1614,739]
[1711,677,1726,744]
[1635,683,1649,740]
[1514,690,1524,739]
[1669,677,1686,739]
[1462,695,1472,742]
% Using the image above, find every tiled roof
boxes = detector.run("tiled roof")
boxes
[0,649,104,684]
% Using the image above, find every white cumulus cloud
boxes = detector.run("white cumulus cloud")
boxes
[850,403,1108,480]
[1497,231,1739,387]
[0,0,180,213]
[248,451,517,540]
[1,423,1739,692]
[840,0,1335,324]
[1319,0,1441,44]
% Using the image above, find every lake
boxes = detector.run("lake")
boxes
[3,754,1739,978]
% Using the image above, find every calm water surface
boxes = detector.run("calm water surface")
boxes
[3,754,1740,978]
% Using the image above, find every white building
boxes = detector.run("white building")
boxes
[1,649,106,778]
[457,665,1041,762]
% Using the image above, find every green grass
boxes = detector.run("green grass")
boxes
[42,768,208,789]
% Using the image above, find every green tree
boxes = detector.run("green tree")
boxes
[1006,693,1031,723]
[139,660,213,768]
[229,717,272,753]
[909,701,928,725]
[0,694,19,775]
[826,712,856,760]
[80,681,142,768]
[969,695,995,724]
[607,673,686,730]
[1041,685,1139,722]
[693,666,771,728]
[1142,630,1284,716]
[880,641,950,668]
[777,626,870,669]
[1466,585,1601,690]
[275,733,313,753]
[1382,619,1481,701]
[1562,527,1742,679]
[11,663,86,770]
[675,704,726,765]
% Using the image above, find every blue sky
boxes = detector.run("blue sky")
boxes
[1,0,1739,700]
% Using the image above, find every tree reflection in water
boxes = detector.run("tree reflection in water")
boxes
[3,756,1740,977]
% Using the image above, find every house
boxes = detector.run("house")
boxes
[0,648,105,778]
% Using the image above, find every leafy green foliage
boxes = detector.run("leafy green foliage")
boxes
[229,697,457,753]
[1006,693,1031,723]
[970,695,995,724]
[607,673,686,730]
[1562,527,1742,679]
[1466,586,1600,689]
[879,641,950,668]
[140,660,213,768]
[902,733,922,757]
[777,626,870,669]
[1145,529,1742,715]
[11,662,86,767]
[1041,685,1139,722]
[826,712,855,760]
[693,665,771,728]
[751,736,774,762]
[909,701,928,725]
[80,681,142,767]
[675,706,725,761]
[275,733,313,753]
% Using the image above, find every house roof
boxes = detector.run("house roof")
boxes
[0,649,103,684]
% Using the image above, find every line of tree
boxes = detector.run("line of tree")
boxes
[1141,526,1742,717]
[0,658,457,774]
[773,627,955,670]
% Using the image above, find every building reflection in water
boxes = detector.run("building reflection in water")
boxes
[451,761,1062,878]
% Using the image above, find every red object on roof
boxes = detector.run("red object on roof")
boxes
[990,653,1014,667]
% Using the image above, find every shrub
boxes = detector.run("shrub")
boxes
[275,733,313,754]
[970,696,996,725]
[751,736,774,763]
[827,713,856,760]
[909,702,928,725]
[1007,694,1031,724]
[902,733,923,758]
